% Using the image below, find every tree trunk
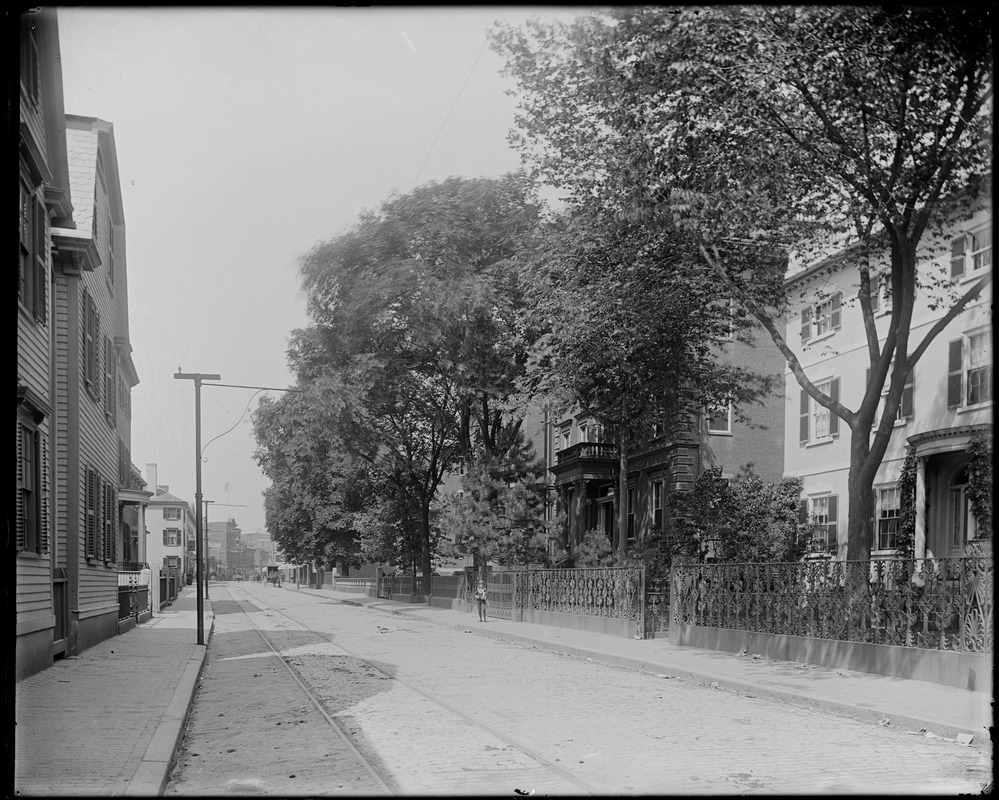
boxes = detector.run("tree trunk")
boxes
[617,431,629,564]
[420,499,432,585]
[845,413,889,563]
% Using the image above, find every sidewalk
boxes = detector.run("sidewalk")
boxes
[13,587,215,798]
[301,584,993,751]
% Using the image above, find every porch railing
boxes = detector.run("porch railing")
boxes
[671,557,993,653]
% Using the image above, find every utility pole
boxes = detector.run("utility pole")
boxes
[174,370,220,646]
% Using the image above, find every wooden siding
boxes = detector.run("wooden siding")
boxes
[16,557,52,617]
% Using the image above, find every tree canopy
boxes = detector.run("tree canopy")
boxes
[492,5,992,559]
[271,174,545,578]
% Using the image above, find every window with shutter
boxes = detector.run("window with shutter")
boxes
[803,379,838,443]
[952,227,992,280]
[33,193,47,323]
[85,467,98,558]
[949,330,993,409]
[16,423,27,551]
[40,432,50,554]
[104,336,116,423]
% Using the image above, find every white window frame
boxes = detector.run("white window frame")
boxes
[949,328,993,410]
[806,379,838,444]
[951,225,992,282]
[876,486,901,552]
[801,293,842,344]
[806,494,838,555]
[706,401,732,435]
[869,272,892,316]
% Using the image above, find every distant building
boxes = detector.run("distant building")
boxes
[143,464,196,608]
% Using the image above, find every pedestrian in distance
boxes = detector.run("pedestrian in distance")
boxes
[475,580,488,622]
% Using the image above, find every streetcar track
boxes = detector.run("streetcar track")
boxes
[222,588,396,796]
[226,584,602,795]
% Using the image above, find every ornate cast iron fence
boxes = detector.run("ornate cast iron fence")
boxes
[492,567,644,632]
[671,557,993,653]
[644,577,670,639]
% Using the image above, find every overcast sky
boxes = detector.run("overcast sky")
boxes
[57,6,584,536]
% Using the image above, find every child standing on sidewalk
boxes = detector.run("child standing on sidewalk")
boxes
[475,581,488,622]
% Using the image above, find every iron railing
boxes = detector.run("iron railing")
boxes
[671,557,993,653]
[472,567,645,626]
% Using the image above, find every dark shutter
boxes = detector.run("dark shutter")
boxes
[81,289,90,380]
[40,432,50,554]
[828,378,840,436]
[830,293,842,329]
[950,236,966,279]
[799,390,810,443]
[86,468,97,557]
[947,340,963,407]
[826,495,838,553]
[33,196,47,323]
[800,306,812,342]
[798,499,809,525]
[16,423,25,551]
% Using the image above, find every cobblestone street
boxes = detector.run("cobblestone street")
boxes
[167,584,990,795]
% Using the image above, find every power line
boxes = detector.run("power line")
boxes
[411,36,489,190]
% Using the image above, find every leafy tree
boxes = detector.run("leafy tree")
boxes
[253,392,366,574]
[492,6,992,560]
[440,431,553,568]
[650,466,804,576]
[289,175,543,580]
[517,206,776,561]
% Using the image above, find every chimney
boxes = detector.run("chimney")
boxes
[145,463,159,496]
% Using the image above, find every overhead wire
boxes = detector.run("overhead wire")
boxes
[411,35,489,189]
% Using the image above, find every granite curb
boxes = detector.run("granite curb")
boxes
[123,606,215,796]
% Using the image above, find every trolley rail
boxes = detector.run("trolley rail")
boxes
[223,584,599,795]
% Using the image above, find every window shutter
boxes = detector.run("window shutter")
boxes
[828,379,840,436]
[94,310,102,402]
[798,499,809,525]
[830,292,842,329]
[950,236,966,279]
[40,432,50,554]
[81,289,90,381]
[800,306,812,342]
[947,339,963,407]
[799,390,810,443]
[16,423,25,551]
[86,468,97,557]
[33,195,47,323]
[826,495,838,553]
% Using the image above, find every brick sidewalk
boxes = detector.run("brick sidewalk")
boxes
[296,584,993,750]
[13,587,214,797]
